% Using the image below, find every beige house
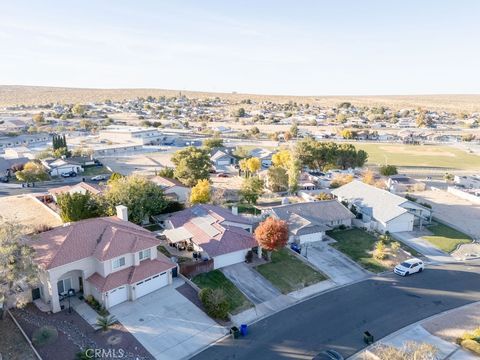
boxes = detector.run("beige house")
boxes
[29,206,175,313]
[150,176,190,203]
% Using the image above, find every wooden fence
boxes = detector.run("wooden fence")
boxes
[179,259,214,278]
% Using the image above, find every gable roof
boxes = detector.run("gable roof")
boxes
[48,182,104,196]
[211,150,234,162]
[150,176,186,189]
[30,217,160,269]
[270,200,354,235]
[331,180,409,223]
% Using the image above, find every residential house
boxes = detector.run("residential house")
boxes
[150,176,190,203]
[160,205,256,269]
[331,180,432,233]
[41,158,84,176]
[387,175,426,194]
[266,200,354,244]
[0,156,29,177]
[48,182,104,202]
[454,175,480,189]
[211,150,236,169]
[3,146,35,160]
[29,206,176,313]
[248,148,274,168]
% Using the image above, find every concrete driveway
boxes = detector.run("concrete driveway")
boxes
[110,279,227,360]
[393,231,453,263]
[303,242,369,285]
[221,263,281,304]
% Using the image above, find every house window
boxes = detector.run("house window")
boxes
[57,278,72,295]
[139,249,151,261]
[112,257,126,269]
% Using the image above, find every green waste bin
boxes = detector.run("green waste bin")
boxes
[230,326,240,339]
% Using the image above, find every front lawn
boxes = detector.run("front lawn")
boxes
[82,165,110,176]
[192,270,252,314]
[328,228,388,273]
[423,223,472,253]
[255,248,326,294]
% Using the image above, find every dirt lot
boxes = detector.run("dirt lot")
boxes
[414,190,480,239]
[0,315,37,360]
[0,195,62,233]
[101,152,175,175]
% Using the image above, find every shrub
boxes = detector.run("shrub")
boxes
[245,250,253,263]
[374,241,387,260]
[199,288,229,320]
[461,339,480,355]
[391,241,401,252]
[338,224,347,230]
[32,326,58,346]
[96,315,117,331]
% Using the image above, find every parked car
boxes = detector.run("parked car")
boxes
[217,173,229,178]
[313,350,344,360]
[0,176,9,183]
[61,171,77,178]
[91,175,107,181]
[394,258,424,276]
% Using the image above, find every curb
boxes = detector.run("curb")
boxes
[347,300,480,359]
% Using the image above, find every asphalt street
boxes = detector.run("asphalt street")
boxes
[193,261,480,360]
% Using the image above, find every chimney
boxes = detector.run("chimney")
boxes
[231,205,238,216]
[116,205,128,221]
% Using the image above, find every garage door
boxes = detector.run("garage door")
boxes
[214,250,247,269]
[217,160,231,166]
[108,286,128,308]
[135,272,169,299]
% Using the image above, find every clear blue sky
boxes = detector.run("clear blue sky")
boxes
[1,0,479,95]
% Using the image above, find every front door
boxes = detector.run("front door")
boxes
[32,288,41,300]
[78,277,83,292]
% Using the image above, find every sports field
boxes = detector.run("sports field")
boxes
[351,143,480,170]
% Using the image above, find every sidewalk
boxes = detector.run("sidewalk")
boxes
[349,302,480,360]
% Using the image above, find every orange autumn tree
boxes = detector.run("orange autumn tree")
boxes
[254,217,289,260]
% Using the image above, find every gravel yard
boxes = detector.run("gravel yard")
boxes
[0,314,37,360]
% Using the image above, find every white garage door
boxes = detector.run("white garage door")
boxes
[108,286,128,308]
[217,160,231,166]
[135,272,169,299]
[214,250,247,269]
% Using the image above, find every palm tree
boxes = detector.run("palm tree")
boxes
[96,315,117,331]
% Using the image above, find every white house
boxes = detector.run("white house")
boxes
[332,180,432,233]
[29,206,176,313]
[160,205,257,269]
[41,158,84,176]
[248,148,274,168]
[211,150,236,168]
[266,200,354,244]
[48,182,104,202]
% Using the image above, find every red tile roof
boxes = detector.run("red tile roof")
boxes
[165,205,257,257]
[87,258,175,292]
[30,217,160,269]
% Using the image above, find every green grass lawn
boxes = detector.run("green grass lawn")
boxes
[192,270,252,314]
[348,142,480,170]
[423,223,472,253]
[82,165,111,176]
[255,248,326,294]
[328,228,388,273]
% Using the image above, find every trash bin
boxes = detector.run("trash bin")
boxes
[230,326,240,339]
[363,331,374,344]
[240,324,248,336]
